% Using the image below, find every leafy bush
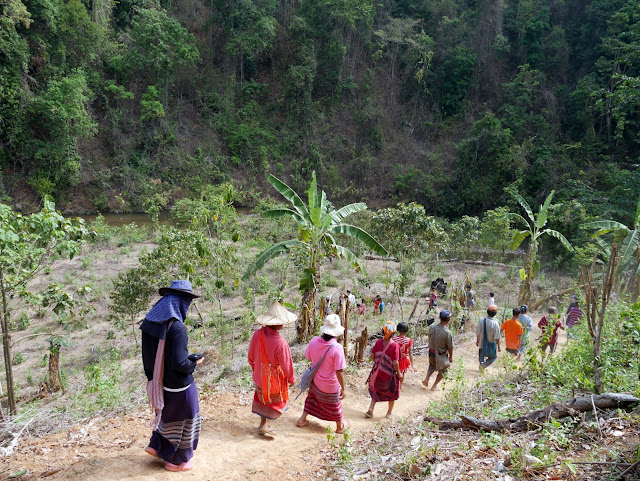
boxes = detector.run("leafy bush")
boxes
[538,301,640,396]
[78,348,123,413]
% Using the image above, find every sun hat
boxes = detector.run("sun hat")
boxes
[158,280,200,299]
[255,302,298,326]
[439,309,452,320]
[487,304,498,313]
[320,314,344,337]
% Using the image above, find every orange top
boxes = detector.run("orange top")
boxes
[501,318,523,350]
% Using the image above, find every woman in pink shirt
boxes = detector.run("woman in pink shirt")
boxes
[296,315,350,434]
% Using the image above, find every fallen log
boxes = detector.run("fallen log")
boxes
[364,254,399,262]
[432,393,639,432]
[441,259,519,268]
[424,417,466,430]
[531,285,586,311]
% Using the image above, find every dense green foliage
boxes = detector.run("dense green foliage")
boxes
[1,0,640,228]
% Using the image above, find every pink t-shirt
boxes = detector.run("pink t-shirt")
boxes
[305,336,346,394]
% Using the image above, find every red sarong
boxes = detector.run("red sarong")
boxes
[303,383,343,422]
[252,386,288,420]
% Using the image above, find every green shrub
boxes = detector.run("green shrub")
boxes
[11,312,30,331]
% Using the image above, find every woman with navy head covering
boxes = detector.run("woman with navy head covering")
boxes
[141,280,202,472]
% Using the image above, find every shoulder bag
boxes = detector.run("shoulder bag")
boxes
[482,318,497,358]
[258,329,288,404]
[292,344,333,400]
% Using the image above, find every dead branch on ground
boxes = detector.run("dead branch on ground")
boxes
[426,393,639,432]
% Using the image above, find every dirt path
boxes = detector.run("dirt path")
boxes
[3,317,558,480]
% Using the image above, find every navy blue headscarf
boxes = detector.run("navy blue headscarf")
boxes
[140,293,193,339]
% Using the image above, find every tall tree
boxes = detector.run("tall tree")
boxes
[244,172,387,342]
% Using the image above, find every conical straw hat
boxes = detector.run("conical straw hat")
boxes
[255,302,298,326]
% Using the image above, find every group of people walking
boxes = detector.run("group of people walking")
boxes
[138,279,457,472]
[325,292,385,317]
[138,278,579,473]
[249,304,446,437]
[476,298,582,371]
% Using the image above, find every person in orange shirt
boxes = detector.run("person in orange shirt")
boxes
[501,308,523,356]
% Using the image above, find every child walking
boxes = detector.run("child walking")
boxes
[358,298,366,316]
[429,288,438,313]
[488,292,495,307]
[393,322,416,388]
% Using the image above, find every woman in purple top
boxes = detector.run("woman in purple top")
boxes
[296,315,350,433]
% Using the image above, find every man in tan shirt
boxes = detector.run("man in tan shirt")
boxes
[422,310,454,391]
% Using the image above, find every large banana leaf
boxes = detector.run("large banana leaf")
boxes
[620,229,640,267]
[307,172,319,223]
[268,174,311,223]
[324,232,338,248]
[329,224,388,256]
[535,190,555,229]
[331,203,367,224]
[511,229,531,250]
[299,267,316,292]
[594,236,611,261]
[635,195,640,226]
[309,189,327,227]
[334,244,365,273]
[511,191,535,225]
[319,209,333,230]
[542,229,574,251]
[506,212,530,229]
[582,219,629,239]
[309,189,328,228]
[264,208,306,225]
[242,239,307,279]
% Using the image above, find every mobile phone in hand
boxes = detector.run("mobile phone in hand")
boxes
[189,353,204,362]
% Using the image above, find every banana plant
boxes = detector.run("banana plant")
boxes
[508,190,573,305]
[582,196,640,300]
[244,172,388,342]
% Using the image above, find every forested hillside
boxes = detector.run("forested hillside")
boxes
[1,0,639,221]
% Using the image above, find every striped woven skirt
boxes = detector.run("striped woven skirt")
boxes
[368,373,400,402]
[303,383,343,422]
[252,385,289,420]
[148,383,201,464]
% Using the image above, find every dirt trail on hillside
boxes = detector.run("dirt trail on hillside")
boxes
[2,317,557,480]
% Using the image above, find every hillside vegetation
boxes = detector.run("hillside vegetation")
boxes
[1,0,640,221]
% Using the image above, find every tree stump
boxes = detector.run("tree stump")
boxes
[356,327,368,364]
